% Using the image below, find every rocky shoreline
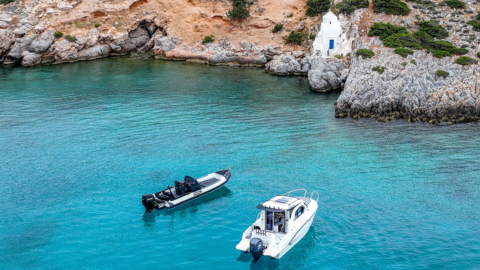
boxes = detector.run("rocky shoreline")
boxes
[2,0,480,125]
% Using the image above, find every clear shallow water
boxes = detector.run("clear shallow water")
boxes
[1,58,480,269]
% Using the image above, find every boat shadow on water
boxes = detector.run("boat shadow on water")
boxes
[236,226,317,270]
[142,186,233,228]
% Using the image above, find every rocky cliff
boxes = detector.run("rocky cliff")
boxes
[333,1,480,124]
[2,0,480,124]
[0,0,321,66]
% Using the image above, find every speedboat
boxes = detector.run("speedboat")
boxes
[141,167,231,212]
[236,189,318,260]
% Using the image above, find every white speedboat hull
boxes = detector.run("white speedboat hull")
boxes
[236,190,319,260]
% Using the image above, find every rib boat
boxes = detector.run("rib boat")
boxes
[236,189,318,260]
[141,167,231,212]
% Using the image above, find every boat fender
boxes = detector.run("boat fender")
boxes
[250,238,264,261]
[142,194,155,212]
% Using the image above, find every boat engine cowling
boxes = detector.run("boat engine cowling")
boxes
[142,194,155,212]
[250,238,264,260]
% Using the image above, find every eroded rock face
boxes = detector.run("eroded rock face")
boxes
[4,34,38,65]
[335,48,480,124]
[29,30,55,53]
[308,57,348,93]
[265,52,310,76]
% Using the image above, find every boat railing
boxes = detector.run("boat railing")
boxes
[283,189,319,202]
[283,189,307,197]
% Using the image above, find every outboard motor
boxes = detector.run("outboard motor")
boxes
[250,238,264,261]
[142,194,155,212]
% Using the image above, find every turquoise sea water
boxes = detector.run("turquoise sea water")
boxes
[1,58,480,269]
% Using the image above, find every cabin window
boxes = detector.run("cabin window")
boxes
[295,206,305,219]
[266,211,273,230]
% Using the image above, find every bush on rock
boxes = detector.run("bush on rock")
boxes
[272,24,283,33]
[54,31,63,38]
[334,0,369,14]
[436,70,449,78]
[456,56,478,65]
[228,0,250,20]
[368,22,408,40]
[65,35,77,42]
[441,0,466,8]
[416,20,448,39]
[432,50,451,58]
[394,48,414,57]
[202,35,215,44]
[373,0,411,15]
[356,48,375,59]
[286,31,304,45]
[306,0,331,17]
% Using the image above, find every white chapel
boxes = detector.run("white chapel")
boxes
[312,11,343,58]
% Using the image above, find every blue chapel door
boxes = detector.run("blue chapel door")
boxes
[329,40,334,49]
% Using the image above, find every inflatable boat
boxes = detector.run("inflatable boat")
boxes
[141,167,231,212]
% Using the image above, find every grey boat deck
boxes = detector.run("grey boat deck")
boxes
[199,176,221,188]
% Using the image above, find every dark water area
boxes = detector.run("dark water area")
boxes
[1,58,480,269]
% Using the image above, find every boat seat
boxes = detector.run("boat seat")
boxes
[175,180,187,195]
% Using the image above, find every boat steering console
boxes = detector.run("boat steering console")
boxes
[142,176,201,212]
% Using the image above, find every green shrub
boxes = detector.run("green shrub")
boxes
[468,20,480,31]
[441,0,465,8]
[402,61,408,66]
[477,52,480,58]
[372,0,411,15]
[394,47,414,57]
[410,59,417,65]
[456,56,478,65]
[334,0,369,14]
[228,0,250,20]
[356,48,375,58]
[416,20,448,39]
[202,35,215,44]
[432,50,451,58]
[370,21,468,55]
[285,31,304,45]
[372,66,386,74]
[334,54,342,59]
[436,70,449,77]
[0,0,14,4]
[287,12,294,17]
[383,33,423,49]
[54,31,63,38]
[272,24,283,33]
[306,0,331,17]
[467,13,480,31]
[309,34,316,39]
[94,23,101,28]
[65,35,77,42]
[429,40,468,54]
[368,22,408,40]
[347,52,351,56]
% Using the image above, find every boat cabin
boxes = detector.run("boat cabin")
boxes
[256,196,307,233]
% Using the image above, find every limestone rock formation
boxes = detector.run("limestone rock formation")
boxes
[308,57,348,93]
[264,52,310,76]
[335,48,480,124]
